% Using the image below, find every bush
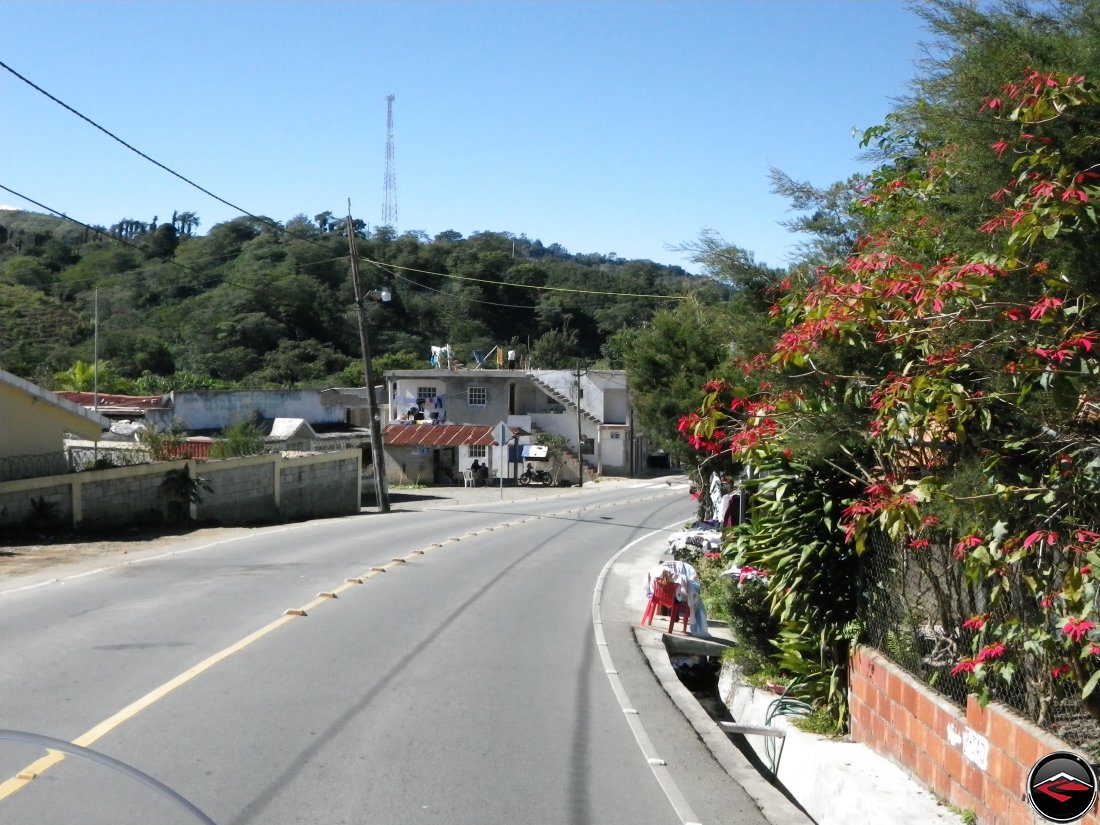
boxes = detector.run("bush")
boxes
[210,417,265,459]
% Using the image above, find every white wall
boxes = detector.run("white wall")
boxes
[147,390,343,431]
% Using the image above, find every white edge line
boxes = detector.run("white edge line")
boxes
[593,518,703,825]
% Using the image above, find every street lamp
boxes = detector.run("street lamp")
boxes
[346,213,391,513]
[367,288,392,303]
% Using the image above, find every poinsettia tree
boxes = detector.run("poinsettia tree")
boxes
[683,69,1100,724]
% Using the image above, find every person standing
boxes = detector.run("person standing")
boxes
[507,349,517,370]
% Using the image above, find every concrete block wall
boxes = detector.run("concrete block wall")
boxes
[79,462,174,530]
[849,645,1099,825]
[0,482,73,529]
[0,450,361,532]
[196,455,278,525]
[279,455,359,521]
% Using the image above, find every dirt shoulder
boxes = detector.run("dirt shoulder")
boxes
[0,526,256,578]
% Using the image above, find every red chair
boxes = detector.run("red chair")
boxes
[641,576,690,633]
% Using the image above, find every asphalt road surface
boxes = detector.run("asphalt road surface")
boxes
[0,480,775,825]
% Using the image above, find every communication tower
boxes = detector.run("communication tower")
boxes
[383,94,397,231]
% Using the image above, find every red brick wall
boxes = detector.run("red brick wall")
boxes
[849,645,1098,825]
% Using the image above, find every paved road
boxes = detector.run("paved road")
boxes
[0,479,776,825]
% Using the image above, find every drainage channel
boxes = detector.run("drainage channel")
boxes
[662,635,809,810]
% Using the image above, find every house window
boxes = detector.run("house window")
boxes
[417,386,437,404]
[468,386,487,407]
[469,445,487,459]
[610,431,622,439]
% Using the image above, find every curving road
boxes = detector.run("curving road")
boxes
[0,480,776,825]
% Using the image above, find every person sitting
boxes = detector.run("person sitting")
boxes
[478,463,490,485]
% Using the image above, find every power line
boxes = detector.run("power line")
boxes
[362,257,689,300]
[0,60,267,226]
[0,183,260,295]
[2,60,690,303]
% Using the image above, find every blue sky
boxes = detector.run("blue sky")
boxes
[1,1,930,272]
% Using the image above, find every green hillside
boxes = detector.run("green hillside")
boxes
[0,209,723,390]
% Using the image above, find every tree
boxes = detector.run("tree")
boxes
[145,222,179,260]
[623,300,741,466]
[684,66,1100,723]
[2,256,53,290]
[210,416,266,459]
[172,211,201,237]
[53,359,130,393]
[536,432,569,484]
[159,464,213,524]
[314,211,335,234]
[528,325,580,369]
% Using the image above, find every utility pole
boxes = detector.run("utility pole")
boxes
[93,287,99,411]
[346,208,390,513]
[575,362,587,487]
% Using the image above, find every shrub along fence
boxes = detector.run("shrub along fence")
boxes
[857,530,1099,753]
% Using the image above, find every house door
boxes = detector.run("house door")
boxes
[433,447,458,485]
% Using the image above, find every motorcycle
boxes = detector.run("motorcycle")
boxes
[518,466,553,486]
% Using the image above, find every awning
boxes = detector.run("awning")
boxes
[383,423,507,448]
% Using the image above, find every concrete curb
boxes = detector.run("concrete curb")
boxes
[633,627,814,825]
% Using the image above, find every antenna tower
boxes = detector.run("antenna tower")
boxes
[382,94,397,231]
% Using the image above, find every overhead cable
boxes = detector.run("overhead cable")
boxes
[0,183,259,294]
[3,59,689,303]
[362,257,690,301]
[0,60,266,227]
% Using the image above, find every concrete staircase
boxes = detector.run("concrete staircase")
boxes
[527,422,598,481]
[528,374,602,426]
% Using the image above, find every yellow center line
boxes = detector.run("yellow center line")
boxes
[1,513,528,801]
[0,613,296,801]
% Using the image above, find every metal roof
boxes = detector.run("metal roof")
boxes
[383,423,509,448]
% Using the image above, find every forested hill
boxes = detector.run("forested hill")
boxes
[0,209,725,392]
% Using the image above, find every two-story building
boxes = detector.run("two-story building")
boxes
[381,368,635,485]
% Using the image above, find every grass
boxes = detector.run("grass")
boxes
[791,706,844,738]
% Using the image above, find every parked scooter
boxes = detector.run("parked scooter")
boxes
[518,465,553,486]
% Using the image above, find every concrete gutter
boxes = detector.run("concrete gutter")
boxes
[720,666,965,825]
[633,626,815,825]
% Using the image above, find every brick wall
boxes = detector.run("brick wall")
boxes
[849,645,1099,825]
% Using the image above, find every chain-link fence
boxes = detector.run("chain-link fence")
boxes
[0,453,71,482]
[858,530,1100,752]
[1,438,368,485]
[67,445,153,472]
[0,448,156,482]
